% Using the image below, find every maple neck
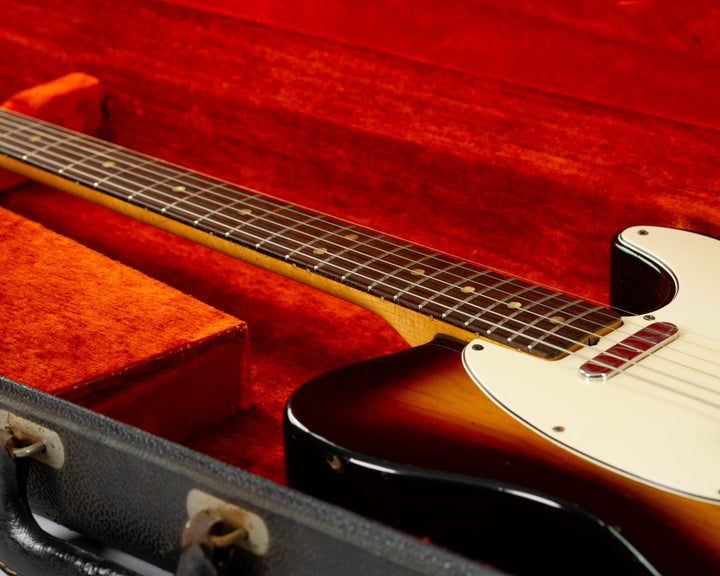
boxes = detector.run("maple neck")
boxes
[0,108,621,357]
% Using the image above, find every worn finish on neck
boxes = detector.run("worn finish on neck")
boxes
[0,108,622,354]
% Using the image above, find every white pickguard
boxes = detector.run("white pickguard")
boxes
[462,226,720,502]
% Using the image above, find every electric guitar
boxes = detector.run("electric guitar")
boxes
[0,108,717,575]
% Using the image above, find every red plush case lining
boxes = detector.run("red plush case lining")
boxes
[2,0,720,487]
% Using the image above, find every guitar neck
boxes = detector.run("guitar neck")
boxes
[0,108,620,353]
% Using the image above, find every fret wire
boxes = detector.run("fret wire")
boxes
[100,159,160,193]
[11,112,713,385]
[189,184,252,224]
[496,289,565,340]
[390,256,463,305]
[0,114,125,170]
[261,213,327,254]
[460,278,518,328]
[482,284,540,335]
[342,243,411,286]
[0,110,626,353]
[1,113,596,338]
[440,274,511,321]
[525,304,607,351]
[225,204,297,247]
[284,223,358,261]
[165,182,229,219]
[0,116,41,141]
[368,252,437,297]
[0,115,622,329]
[313,232,384,273]
[419,267,493,315]
[23,134,83,161]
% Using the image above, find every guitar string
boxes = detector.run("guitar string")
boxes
[2,111,720,401]
[0,111,644,330]
[0,112,641,331]
[0,111,695,361]
[0,112,622,326]
[1,110,717,378]
[0,111,699,350]
[0,112,664,362]
[3,113,719,406]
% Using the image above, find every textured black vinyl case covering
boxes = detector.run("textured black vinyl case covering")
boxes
[0,375,499,575]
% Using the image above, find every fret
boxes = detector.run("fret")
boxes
[458,278,527,333]
[418,266,494,318]
[312,230,379,277]
[494,287,566,342]
[287,226,371,278]
[312,234,400,286]
[0,108,626,362]
[482,284,543,333]
[342,242,417,291]
[276,216,354,267]
[143,172,223,219]
[0,123,76,172]
[0,113,35,141]
[440,272,512,321]
[372,254,461,308]
[223,199,343,260]
[193,195,245,228]
[188,184,250,225]
[365,250,434,293]
[226,203,299,253]
[412,262,472,316]
[20,133,83,162]
[283,221,356,263]
[524,302,610,359]
[256,212,325,254]
[462,283,557,344]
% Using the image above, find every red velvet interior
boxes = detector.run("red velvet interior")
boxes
[2,0,720,486]
[161,0,720,131]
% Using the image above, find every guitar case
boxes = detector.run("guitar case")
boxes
[2,1,720,574]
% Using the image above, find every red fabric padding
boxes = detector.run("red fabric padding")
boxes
[0,72,252,441]
[2,0,720,484]
[0,73,104,189]
[157,0,720,131]
[0,204,251,439]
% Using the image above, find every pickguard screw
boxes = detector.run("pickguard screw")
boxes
[552,425,565,433]
[638,229,649,236]
[472,343,484,351]
[643,315,655,321]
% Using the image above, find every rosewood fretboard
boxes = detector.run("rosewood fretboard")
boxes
[0,108,621,358]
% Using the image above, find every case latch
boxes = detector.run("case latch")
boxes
[0,409,65,469]
[179,489,269,575]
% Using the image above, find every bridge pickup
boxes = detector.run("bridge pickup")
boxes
[578,321,679,383]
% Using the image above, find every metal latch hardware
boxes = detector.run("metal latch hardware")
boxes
[0,409,65,469]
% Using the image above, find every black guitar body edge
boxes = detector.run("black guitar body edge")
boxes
[283,341,661,576]
[282,230,686,575]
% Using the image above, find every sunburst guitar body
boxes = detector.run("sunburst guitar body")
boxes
[284,226,720,576]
